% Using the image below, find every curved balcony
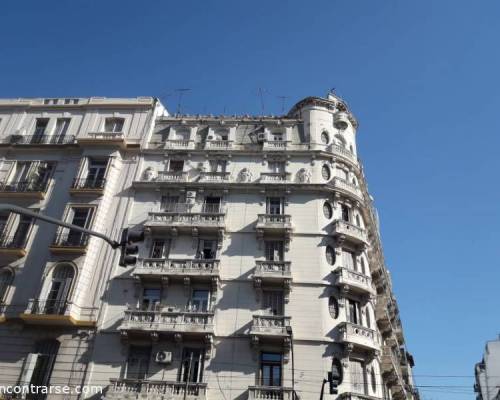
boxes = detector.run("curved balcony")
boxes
[328,177,363,202]
[250,315,291,347]
[260,172,291,184]
[248,386,294,400]
[133,258,220,285]
[256,214,292,239]
[338,322,380,351]
[120,309,214,340]
[106,379,207,400]
[334,267,374,295]
[328,144,358,165]
[332,220,369,247]
[253,261,292,288]
[20,299,97,327]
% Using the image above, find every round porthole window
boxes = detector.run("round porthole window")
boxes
[328,296,339,319]
[321,165,331,181]
[326,246,336,265]
[321,131,329,144]
[323,202,333,219]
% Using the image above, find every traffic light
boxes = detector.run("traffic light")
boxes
[118,228,144,266]
[327,371,339,395]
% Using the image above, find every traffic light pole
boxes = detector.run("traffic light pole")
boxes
[0,204,120,248]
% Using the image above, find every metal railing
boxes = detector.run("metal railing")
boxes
[0,235,28,249]
[26,299,68,315]
[52,230,89,247]
[0,180,49,193]
[71,177,106,190]
[107,379,207,399]
[7,134,76,145]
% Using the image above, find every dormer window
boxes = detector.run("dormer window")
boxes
[104,118,124,133]
[270,131,284,141]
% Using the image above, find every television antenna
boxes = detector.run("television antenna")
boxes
[174,88,191,116]
[277,96,289,114]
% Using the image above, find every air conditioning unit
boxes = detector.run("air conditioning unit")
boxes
[155,351,172,364]
[257,132,268,142]
[186,190,196,198]
[206,134,215,141]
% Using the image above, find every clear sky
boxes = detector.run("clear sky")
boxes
[1,1,499,399]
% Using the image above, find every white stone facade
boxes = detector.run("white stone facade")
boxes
[0,94,418,400]
[475,337,500,400]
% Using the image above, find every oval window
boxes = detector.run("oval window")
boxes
[326,246,336,265]
[321,131,329,144]
[323,202,333,219]
[321,165,331,181]
[328,296,339,319]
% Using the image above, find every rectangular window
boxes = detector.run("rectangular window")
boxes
[86,158,108,187]
[342,249,356,271]
[169,160,184,172]
[265,241,284,262]
[260,353,282,387]
[347,299,361,325]
[63,207,94,246]
[0,213,33,248]
[350,359,367,395]
[179,348,205,384]
[32,118,49,142]
[104,117,124,133]
[8,161,55,191]
[266,197,283,215]
[203,196,221,213]
[262,290,284,316]
[341,204,350,222]
[53,118,70,142]
[198,239,217,260]
[126,346,151,380]
[150,239,170,258]
[141,288,161,311]
[268,161,285,173]
[189,289,210,312]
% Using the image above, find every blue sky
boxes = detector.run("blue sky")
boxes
[2,1,499,398]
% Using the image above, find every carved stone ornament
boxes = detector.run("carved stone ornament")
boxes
[296,168,312,183]
[238,168,253,182]
[142,167,156,181]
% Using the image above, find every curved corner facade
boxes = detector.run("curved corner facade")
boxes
[0,94,418,400]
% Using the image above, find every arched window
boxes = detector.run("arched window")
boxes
[320,131,330,144]
[326,246,336,266]
[370,366,377,392]
[328,296,339,319]
[321,165,331,181]
[0,268,14,303]
[43,264,75,315]
[323,202,333,219]
[31,339,60,388]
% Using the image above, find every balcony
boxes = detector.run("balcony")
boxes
[3,134,76,146]
[106,379,207,400]
[381,345,404,386]
[0,180,49,199]
[156,171,190,183]
[69,178,106,195]
[49,231,89,254]
[263,141,289,151]
[146,208,226,236]
[78,131,126,147]
[204,140,233,150]
[248,386,294,400]
[260,172,291,184]
[334,267,374,295]
[332,220,369,247]
[337,394,381,400]
[256,214,292,239]
[338,322,380,351]
[150,139,195,150]
[120,309,214,340]
[198,171,231,183]
[250,315,291,347]
[20,299,97,327]
[134,259,220,284]
[0,235,28,258]
[328,177,363,202]
[375,296,393,335]
[253,261,292,288]
[328,144,358,165]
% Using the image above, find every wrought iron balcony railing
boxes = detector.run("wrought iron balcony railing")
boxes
[52,231,89,247]
[6,134,76,145]
[26,299,68,315]
[0,235,28,249]
[71,177,106,190]
[0,180,49,193]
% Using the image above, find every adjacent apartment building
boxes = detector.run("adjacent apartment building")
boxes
[475,337,500,400]
[0,92,418,400]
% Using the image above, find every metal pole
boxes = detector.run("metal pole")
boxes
[0,203,120,248]
[319,378,327,400]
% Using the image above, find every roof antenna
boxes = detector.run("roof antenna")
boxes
[277,96,289,114]
[174,88,191,116]
[258,88,266,115]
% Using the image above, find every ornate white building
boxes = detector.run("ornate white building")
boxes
[0,93,418,400]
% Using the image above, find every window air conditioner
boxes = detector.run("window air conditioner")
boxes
[155,351,172,364]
